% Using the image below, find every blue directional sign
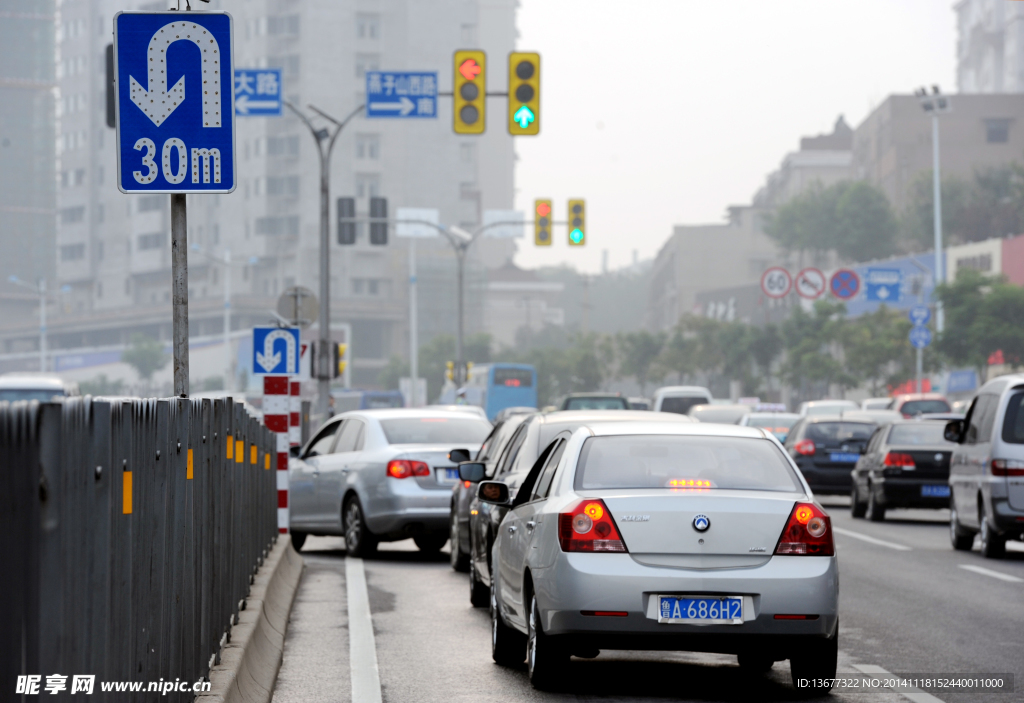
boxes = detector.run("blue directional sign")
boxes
[909,326,932,349]
[365,72,437,118]
[253,327,301,375]
[114,12,235,194]
[909,305,932,326]
[234,69,282,116]
[865,268,903,303]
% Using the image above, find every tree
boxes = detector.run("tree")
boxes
[500,332,613,406]
[616,331,665,396]
[842,305,916,395]
[415,333,492,402]
[780,300,856,394]
[121,333,169,382]
[377,356,409,391]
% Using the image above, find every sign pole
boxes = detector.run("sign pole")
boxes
[917,347,923,393]
[171,193,189,397]
[409,237,419,407]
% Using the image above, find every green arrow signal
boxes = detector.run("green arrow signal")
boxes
[513,105,535,129]
[569,228,584,244]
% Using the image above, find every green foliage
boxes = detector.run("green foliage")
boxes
[616,331,665,395]
[765,180,898,261]
[499,332,612,407]
[377,356,410,391]
[121,333,169,382]
[780,300,857,391]
[935,269,1024,377]
[840,305,937,396]
[417,333,492,402]
[79,374,125,396]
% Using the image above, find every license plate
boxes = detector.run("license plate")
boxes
[658,596,743,624]
[439,467,459,482]
[830,452,860,463]
[921,484,950,497]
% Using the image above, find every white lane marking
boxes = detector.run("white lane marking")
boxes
[853,664,945,703]
[958,564,1024,583]
[346,557,383,703]
[833,526,912,551]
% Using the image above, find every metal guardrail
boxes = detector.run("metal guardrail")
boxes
[1,396,278,700]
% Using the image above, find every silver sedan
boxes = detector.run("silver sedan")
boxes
[479,421,839,691]
[289,409,492,556]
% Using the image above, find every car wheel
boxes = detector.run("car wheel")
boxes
[290,531,307,552]
[413,533,448,553]
[867,487,886,522]
[344,497,378,558]
[850,481,867,518]
[469,558,489,608]
[737,652,774,674]
[491,580,525,666]
[950,505,974,551]
[527,593,568,690]
[979,505,1006,559]
[449,510,470,572]
[789,625,837,692]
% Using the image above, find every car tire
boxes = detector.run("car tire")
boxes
[979,505,1006,559]
[950,505,974,551]
[469,558,489,608]
[850,481,867,519]
[789,625,838,692]
[414,533,448,553]
[344,496,378,558]
[737,652,774,674]
[290,531,307,552]
[449,510,470,572]
[527,593,568,690]
[867,487,886,522]
[491,580,526,666]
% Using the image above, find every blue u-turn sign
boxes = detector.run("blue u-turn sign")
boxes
[114,12,236,193]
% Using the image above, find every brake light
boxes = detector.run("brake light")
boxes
[774,502,833,556]
[991,459,1024,476]
[558,499,627,553]
[794,439,816,456]
[386,460,430,479]
[883,452,915,468]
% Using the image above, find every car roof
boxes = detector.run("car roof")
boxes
[539,409,692,424]
[801,414,877,424]
[342,408,490,421]
[655,386,711,396]
[803,399,858,406]
[581,421,768,439]
[563,392,623,398]
[744,411,800,419]
[0,375,67,390]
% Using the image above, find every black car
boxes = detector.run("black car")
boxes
[559,393,629,410]
[851,420,955,521]
[448,413,532,573]
[784,416,876,494]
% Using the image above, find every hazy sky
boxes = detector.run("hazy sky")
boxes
[510,0,957,274]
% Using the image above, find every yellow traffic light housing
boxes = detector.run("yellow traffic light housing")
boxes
[534,199,552,246]
[333,343,349,378]
[568,199,586,246]
[445,361,455,381]
[454,50,486,134]
[508,52,539,135]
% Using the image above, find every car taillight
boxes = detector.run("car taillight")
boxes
[883,452,915,468]
[386,460,430,479]
[991,459,1024,476]
[774,502,833,557]
[558,499,627,553]
[794,439,815,456]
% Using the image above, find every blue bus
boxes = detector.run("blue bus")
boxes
[440,363,538,421]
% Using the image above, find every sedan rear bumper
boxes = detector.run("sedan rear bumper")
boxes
[875,478,950,508]
[795,464,856,494]
[365,477,454,538]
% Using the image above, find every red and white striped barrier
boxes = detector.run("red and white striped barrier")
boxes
[289,380,301,448]
[263,376,290,533]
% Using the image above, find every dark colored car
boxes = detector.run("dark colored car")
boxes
[784,416,876,494]
[851,420,956,521]
[559,393,629,410]
[448,412,532,572]
[888,393,952,418]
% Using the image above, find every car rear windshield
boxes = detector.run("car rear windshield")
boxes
[887,423,952,446]
[1001,391,1024,444]
[0,389,64,402]
[745,414,798,431]
[574,435,802,492]
[899,399,951,415]
[659,396,706,415]
[379,418,492,445]
[564,397,628,410]
[804,422,875,443]
[805,403,857,416]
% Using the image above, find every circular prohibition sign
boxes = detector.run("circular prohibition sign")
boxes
[761,267,792,299]
[830,268,861,300]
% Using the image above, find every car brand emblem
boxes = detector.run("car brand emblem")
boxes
[935,453,943,463]
[841,444,849,452]
[692,514,710,532]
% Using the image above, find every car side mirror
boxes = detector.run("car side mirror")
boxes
[449,448,471,464]
[289,446,300,458]
[476,480,510,506]
[458,462,486,483]
[944,419,966,444]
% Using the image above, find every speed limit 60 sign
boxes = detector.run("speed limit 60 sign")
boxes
[761,267,792,299]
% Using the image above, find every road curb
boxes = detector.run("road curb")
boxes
[196,536,304,703]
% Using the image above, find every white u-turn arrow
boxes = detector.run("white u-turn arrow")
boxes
[129,21,222,127]
[256,330,296,373]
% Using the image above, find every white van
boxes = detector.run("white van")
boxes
[652,386,713,415]
[0,374,80,403]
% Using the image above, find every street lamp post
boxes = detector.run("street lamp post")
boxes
[286,102,364,417]
[9,276,47,373]
[916,86,950,333]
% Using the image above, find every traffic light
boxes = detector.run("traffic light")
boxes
[337,197,356,245]
[534,199,552,246]
[445,361,454,381]
[568,199,585,246]
[508,52,539,135]
[332,343,349,378]
[453,50,486,134]
[369,197,387,245]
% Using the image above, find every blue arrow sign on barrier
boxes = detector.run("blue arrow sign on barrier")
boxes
[253,327,301,375]
[909,305,932,326]
[909,326,932,349]
[234,69,282,116]
[114,12,235,193]
[365,72,437,118]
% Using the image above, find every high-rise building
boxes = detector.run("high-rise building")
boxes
[956,0,1024,94]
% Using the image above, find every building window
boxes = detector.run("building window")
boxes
[138,195,163,213]
[60,206,86,224]
[74,168,86,186]
[268,54,301,77]
[267,135,300,157]
[268,14,299,36]
[355,53,380,78]
[356,134,380,159]
[60,243,85,261]
[266,175,300,197]
[95,204,104,224]
[255,216,300,236]
[985,119,1011,144]
[137,232,166,250]
[357,13,380,39]
[356,173,380,198]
